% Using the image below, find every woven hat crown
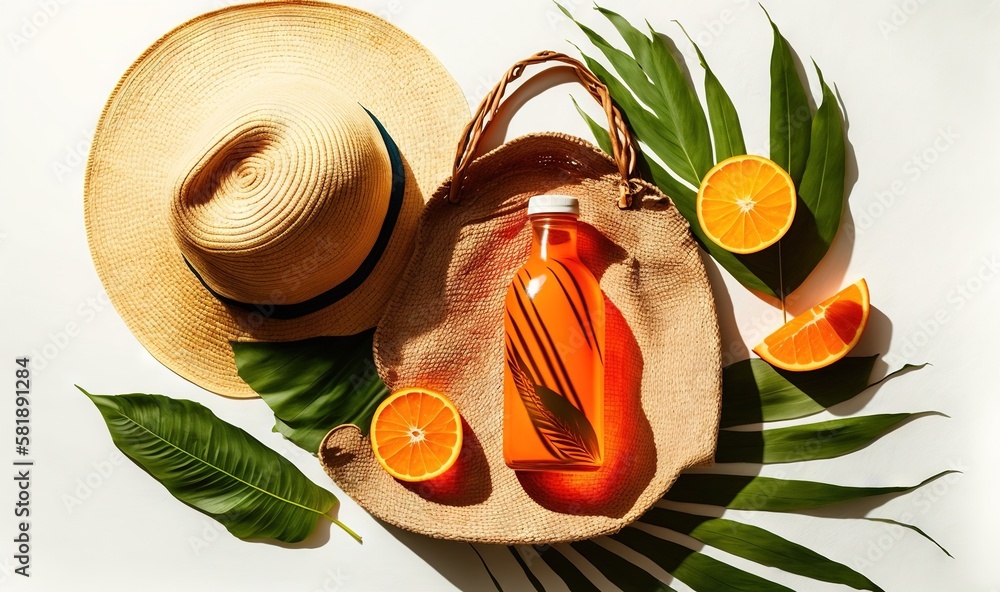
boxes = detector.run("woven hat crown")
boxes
[168,75,392,306]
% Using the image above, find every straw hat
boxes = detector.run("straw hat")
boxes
[84,1,470,397]
[320,53,722,544]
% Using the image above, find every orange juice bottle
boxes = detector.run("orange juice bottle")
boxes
[503,195,604,471]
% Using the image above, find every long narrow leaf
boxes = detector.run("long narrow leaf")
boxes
[573,96,614,155]
[720,356,878,428]
[232,330,389,453]
[781,61,847,292]
[613,528,794,591]
[663,471,956,512]
[573,49,682,180]
[564,7,665,116]
[594,5,654,71]
[765,7,811,186]
[716,413,932,464]
[676,23,747,161]
[78,387,353,543]
[566,4,711,186]
[576,80,781,298]
[572,539,676,591]
[864,518,953,558]
[571,30,783,297]
[640,508,883,591]
[645,26,713,185]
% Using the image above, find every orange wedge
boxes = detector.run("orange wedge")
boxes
[696,154,797,254]
[754,279,870,371]
[370,387,463,482]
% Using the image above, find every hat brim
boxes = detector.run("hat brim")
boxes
[84,1,470,397]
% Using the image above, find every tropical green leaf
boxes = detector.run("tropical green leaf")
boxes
[663,471,956,512]
[564,7,664,116]
[643,25,713,185]
[573,96,614,155]
[720,356,877,427]
[77,387,357,543]
[571,65,781,297]
[676,23,747,161]
[765,7,811,186]
[572,539,676,591]
[864,517,953,558]
[716,413,933,464]
[572,49,696,197]
[613,528,795,591]
[594,5,654,70]
[779,61,848,293]
[568,14,785,297]
[231,330,389,454]
[640,508,883,591]
[564,5,712,186]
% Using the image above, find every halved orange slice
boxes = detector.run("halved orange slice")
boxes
[754,279,870,371]
[370,387,463,482]
[696,155,797,254]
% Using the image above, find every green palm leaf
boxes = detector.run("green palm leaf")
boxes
[663,471,956,511]
[721,356,874,427]
[676,22,747,161]
[78,387,358,543]
[567,6,849,299]
[612,528,795,592]
[779,61,849,293]
[716,413,937,464]
[640,508,883,591]
[765,6,811,187]
[594,5,654,68]
[560,3,712,186]
[570,540,676,591]
[231,329,389,453]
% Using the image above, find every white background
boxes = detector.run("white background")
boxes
[1,0,998,590]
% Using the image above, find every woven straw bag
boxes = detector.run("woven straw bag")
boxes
[320,52,721,544]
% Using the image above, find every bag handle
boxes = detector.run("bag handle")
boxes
[447,50,638,209]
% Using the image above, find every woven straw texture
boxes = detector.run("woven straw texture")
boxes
[84,1,470,397]
[320,133,722,544]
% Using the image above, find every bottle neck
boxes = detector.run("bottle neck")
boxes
[530,214,579,261]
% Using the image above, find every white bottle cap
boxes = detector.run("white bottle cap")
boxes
[527,194,580,216]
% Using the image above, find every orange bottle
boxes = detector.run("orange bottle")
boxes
[503,195,604,471]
